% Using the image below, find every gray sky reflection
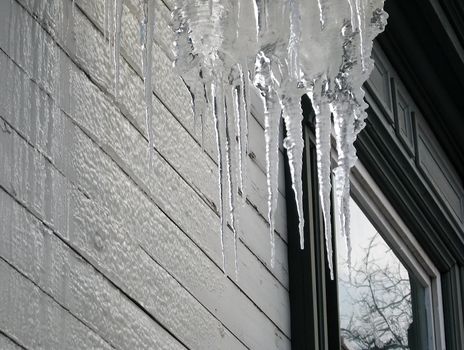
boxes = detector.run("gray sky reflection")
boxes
[336,198,412,350]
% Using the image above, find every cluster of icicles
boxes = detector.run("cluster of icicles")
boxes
[100,0,156,167]
[169,0,388,278]
[108,0,388,278]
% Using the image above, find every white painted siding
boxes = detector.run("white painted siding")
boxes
[0,0,291,349]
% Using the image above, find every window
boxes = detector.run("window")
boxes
[337,198,419,349]
[286,95,446,349]
[336,178,445,350]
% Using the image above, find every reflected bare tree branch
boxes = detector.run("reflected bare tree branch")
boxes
[340,234,412,350]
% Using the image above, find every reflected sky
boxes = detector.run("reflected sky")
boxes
[337,198,412,350]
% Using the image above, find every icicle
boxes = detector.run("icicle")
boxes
[331,99,357,271]
[288,0,301,80]
[211,77,227,272]
[233,69,245,201]
[251,0,260,41]
[282,98,305,249]
[224,82,235,275]
[177,68,209,144]
[141,0,156,169]
[265,97,281,268]
[113,0,123,98]
[254,52,282,267]
[355,0,366,71]
[312,86,334,279]
[226,69,242,279]
[171,6,207,144]
[282,0,305,249]
[228,64,245,204]
[343,0,354,30]
[264,98,281,268]
[239,62,251,203]
[225,61,251,279]
[316,0,327,30]
[360,1,367,72]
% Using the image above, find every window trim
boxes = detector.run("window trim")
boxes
[349,158,447,350]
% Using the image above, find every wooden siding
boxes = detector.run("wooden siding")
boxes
[0,0,291,349]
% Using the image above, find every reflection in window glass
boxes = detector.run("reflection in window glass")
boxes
[337,198,416,350]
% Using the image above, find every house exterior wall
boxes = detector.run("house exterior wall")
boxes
[0,0,290,349]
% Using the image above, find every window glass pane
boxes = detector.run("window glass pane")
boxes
[336,197,426,350]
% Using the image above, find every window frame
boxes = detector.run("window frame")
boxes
[286,108,446,349]
[349,156,447,350]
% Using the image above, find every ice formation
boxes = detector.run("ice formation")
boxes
[170,0,387,275]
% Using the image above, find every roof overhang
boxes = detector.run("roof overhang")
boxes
[378,0,464,180]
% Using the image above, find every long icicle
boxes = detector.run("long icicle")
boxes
[282,98,305,249]
[234,65,245,202]
[224,89,234,238]
[212,76,227,272]
[331,99,357,273]
[265,96,281,268]
[284,0,305,249]
[227,72,241,279]
[315,98,334,279]
[229,62,250,279]
[288,0,301,80]
[239,62,251,203]
[254,51,282,268]
[354,0,366,71]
